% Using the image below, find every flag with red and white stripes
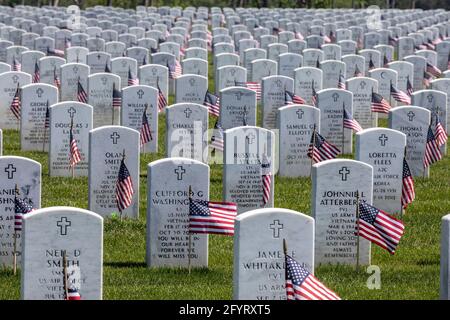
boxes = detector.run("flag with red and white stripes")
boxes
[406,76,413,96]
[44,101,50,129]
[423,72,432,88]
[69,119,82,168]
[426,62,441,78]
[53,68,61,89]
[33,61,40,83]
[66,287,81,300]
[338,71,345,89]
[261,152,272,206]
[204,90,220,117]
[424,125,442,168]
[14,196,35,232]
[285,90,306,105]
[357,201,405,255]
[401,158,415,209]
[353,64,363,77]
[210,119,224,152]
[77,80,88,103]
[245,81,261,100]
[157,83,167,112]
[435,113,448,147]
[115,156,134,212]
[311,80,318,106]
[127,68,139,86]
[307,130,340,163]
[390,83,411,105]
[140,106,152,146]
[371,91,391,114]
[12,56,21,71]
[343,108,363,132]
[10,85,21,120]
[285,254,340,300]
[112,83,122,108]
[189,198,237,236]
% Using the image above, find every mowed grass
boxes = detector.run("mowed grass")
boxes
[0,54,449,300]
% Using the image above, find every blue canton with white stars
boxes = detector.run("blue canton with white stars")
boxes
[359,202,378,225]
[189,199,211,216]
[286,255,310,285]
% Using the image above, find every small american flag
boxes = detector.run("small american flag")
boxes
[188,198,237,236]
[65,37,71,49]
[157,82,167,112]
[47,47,65,58]
[368,56,375,70]
[14,196,34,232]
[44,101,50,129]
[322,32,331,43]
[357,201,405,255]
[261,152,272,206]
[12,56,21,71]
[435,113,448,147]
[127,68,139,86]
[204,90,220,117]
[210,119,224,152]
[10,84,21,120]
[390,83,411,105]
[53,68,61,89]
[311,80,318,106]
[424,125,442,168]
[285,90,306,105]
[140,105,152,146]
[105,62,111,73]
[112,83,122,108]
[401,158,415,209]
[426,63,441,78]
[388,35,398,46]
[33,61,40,83]
[383,54,389,68]
[353,64,363,77]
[329,30,336,43]
[406,76,413,96]
[424,41,435,50]
[115,156,134,212]
[245,82,261,100]
[295,31,304,40]
[338,71,345,89]
[69,118,82,168]
[307,130,340,163]
[167,60,182,79]
[423,72,432,88]
[371,91,391,114]
[343,108,363,132]
[66,286,81,300]
[285,254,340,300]
[77,79,88,103]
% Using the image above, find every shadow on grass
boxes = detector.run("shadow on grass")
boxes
[105,261,147,268]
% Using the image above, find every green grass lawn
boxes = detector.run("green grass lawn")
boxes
[0,55,449,300]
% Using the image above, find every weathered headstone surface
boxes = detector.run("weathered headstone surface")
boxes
[139,64,169,104]
[220,86,256,130]
[49,102,92,177]
[166,103,208,163]
[388,61,414,105]
[60,63,90,102]
[312,159,373,266]
[251,59,277,82]
[389,106,431,177]
[175,74,208,104]
[294,67,322,106]
[317,88,353,154]
[87,73,121,127]
[146,157,209,268]
[233,208,314,300]
[88,126,140,219]
[21,207,103,300]
[262,75,293,129]
[223,126,275,214]
[20,83,58,151]
[0,156,41,268]
[404,55,427,92]
[121,85,158,153]
[356,128,407,214]
[346,77,378,129]
[441,214,450,300]
[278,105,320,177]
[0,71,32,129]
[321,60,346,89]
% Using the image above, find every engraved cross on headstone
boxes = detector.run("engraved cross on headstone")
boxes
[379,134,388,146]
[110,132,120,144]
[174,166,186,180]
[339,166,350,181]
[57,217,71,236]
[184,108,192,118]
[246,133,255,144]
[407,111,415,121]
[4,164,16,179]
[68,107,76,118]
[296,109,304,119]
[332,92,339,102]
[269,220,283,238]
[137,89,144,99]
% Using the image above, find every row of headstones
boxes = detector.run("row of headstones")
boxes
[10,160,450,300]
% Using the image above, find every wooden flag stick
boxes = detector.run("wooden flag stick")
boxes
[310,124,316,179]
[13,184,18,275]
[401,147,407,218]
[355,190,360,271]
[188,185,192,275]
[63,250,69,300]
[119,149,126,221]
